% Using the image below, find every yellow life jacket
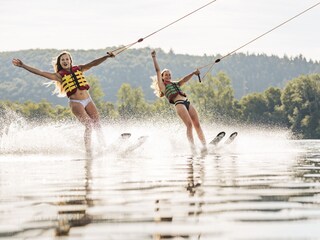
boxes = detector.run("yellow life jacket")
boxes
[58,66,90,97]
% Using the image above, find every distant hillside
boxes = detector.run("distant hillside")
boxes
[1,48,319,105]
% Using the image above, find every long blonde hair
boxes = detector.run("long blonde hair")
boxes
[45,51,73,97]
[150,68,171,98]
[150,75,163,97]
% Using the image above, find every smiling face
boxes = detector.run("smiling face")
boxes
[59,53,72,70]
[55,51,73,72]
[161,69,172,82]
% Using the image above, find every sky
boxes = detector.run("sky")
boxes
[1,0,319,61]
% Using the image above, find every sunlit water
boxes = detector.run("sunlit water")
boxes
[1,115,320,239]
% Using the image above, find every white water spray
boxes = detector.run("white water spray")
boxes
[0,109,299,158]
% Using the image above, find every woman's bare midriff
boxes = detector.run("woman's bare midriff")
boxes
[172,94,187,103]
[69,89,90,100]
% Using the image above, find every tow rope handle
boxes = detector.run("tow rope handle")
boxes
[197,74,201,83]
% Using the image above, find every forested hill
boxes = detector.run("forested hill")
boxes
[1,48,319,106]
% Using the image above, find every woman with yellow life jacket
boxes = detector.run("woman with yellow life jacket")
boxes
[150,50,207,154]
[12,51,114,155]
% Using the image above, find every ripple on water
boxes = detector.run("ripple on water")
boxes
[1,125,320,239]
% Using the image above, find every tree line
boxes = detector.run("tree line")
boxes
[1,72,320,139]
[1,48,319,105]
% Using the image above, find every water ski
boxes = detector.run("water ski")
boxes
[121,132,131,139]
[209,131,226,146]
[122,135,148,154]
[224,132,238,144]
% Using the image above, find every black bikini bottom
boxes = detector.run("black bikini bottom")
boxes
[174,99,190,111]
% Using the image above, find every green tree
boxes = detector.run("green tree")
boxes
[0,99,71,123]
[54,105,72,121]
[149,97,176,119]
[21,100,56,121]
[99,102,119,121]
[88,75,104,107]
[281,74,320,138]
[117,83,150,120]
[186,72,237,122]
[239,93,268,124]
[263,87,286,125]
[239,87,286,126]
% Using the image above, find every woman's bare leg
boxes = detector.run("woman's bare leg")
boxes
[175,104,195,148]
[70,102,93,154]
[85,101,106,148]
[188,105,206,147]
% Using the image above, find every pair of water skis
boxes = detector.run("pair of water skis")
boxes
[209,131,238,146]
[89,133,148,159]
[91,131,236,158]
[120,133,148,153]
[119,131,237,155]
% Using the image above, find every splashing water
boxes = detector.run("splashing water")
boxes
[2,109,320,239]
[0,113,295,158]
[0,108,298,158]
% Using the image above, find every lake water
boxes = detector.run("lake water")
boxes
[1,119,320,240]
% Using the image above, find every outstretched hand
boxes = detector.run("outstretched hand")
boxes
[151,50,156,58]
[12,59,23,67]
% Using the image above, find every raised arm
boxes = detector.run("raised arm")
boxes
[178,68,200,86]
[12,59,60,81]
[151,50,165,93]
[80,52,115,72]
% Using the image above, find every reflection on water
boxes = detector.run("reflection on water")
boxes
[1,121,320,239]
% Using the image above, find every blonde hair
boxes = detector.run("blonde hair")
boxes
[150,75,164,97]
[150,68,171,98]
[49,81,66,97]
[43,80,66,97]
[45,51,73,97]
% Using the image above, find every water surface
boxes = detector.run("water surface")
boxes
[1,121,320,239]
